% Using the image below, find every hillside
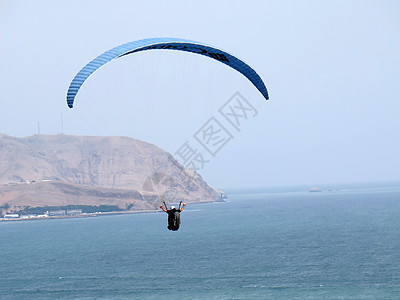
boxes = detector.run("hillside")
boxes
[0,134,220,214]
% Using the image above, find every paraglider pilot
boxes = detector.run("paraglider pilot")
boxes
[160,201,186,231]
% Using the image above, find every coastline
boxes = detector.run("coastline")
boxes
[0,199,225,222]
[0,209,161,222]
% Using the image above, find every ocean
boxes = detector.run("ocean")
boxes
[1,182,400,299]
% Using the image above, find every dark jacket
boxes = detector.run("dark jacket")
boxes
[167,209,181,231]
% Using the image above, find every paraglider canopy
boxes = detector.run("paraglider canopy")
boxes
[66,38,269,108]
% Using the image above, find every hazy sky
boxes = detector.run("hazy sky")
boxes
[1,0,399,188]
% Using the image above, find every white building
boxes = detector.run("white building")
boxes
[4,214,19,218]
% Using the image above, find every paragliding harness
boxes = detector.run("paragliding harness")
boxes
[163,201,182,231]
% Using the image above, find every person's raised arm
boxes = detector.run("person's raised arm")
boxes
[160,205,167,212]
[179,203,186,212]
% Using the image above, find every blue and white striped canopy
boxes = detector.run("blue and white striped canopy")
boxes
[66,38,269,108]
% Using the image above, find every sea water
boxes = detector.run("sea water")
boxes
[1,182,400,299]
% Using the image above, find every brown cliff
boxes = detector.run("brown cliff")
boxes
[0,134,220,213]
